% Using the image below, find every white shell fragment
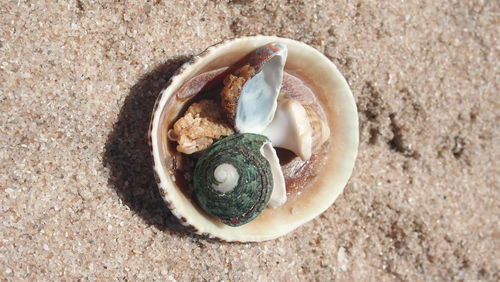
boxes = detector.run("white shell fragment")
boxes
[260,142,287,209]
[260,99,313,161]
[149,36,359,242]
[235,43,287,134]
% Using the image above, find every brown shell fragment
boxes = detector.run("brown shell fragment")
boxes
[220,64,256,125]
[172,99,234,154]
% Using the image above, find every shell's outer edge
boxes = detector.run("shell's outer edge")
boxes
[149,35,359,243]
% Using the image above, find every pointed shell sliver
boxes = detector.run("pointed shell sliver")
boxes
[149,36,359,242]
[262,142,287,209]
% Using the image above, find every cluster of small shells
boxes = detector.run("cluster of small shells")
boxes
[169,42,297,226]
[149,36,358,242]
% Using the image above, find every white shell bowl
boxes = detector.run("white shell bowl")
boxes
[149,36,359,242]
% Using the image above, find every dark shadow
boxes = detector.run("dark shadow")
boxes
[103,56,195,235]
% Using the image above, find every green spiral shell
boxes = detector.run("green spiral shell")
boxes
[193,133,274,226]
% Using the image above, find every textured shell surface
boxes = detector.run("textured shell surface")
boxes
[149,36,359,242]
[193,133,273,227]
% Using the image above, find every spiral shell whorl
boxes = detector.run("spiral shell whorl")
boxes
[193,133,274,226]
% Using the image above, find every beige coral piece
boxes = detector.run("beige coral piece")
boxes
[171,99,234,154]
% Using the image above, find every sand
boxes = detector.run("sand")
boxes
[1,0,499,280]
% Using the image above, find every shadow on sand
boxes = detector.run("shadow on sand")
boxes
[103,56,195,235]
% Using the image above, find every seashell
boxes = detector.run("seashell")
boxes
[193,133,278,226]
[149,36,359,242]
[220,42,287,134]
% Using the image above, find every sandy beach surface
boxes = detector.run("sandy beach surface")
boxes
[1,0,499,280]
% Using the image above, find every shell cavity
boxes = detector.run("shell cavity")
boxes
[193,133,274,226]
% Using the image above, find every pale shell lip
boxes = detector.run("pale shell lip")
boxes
[149,35,359,242]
